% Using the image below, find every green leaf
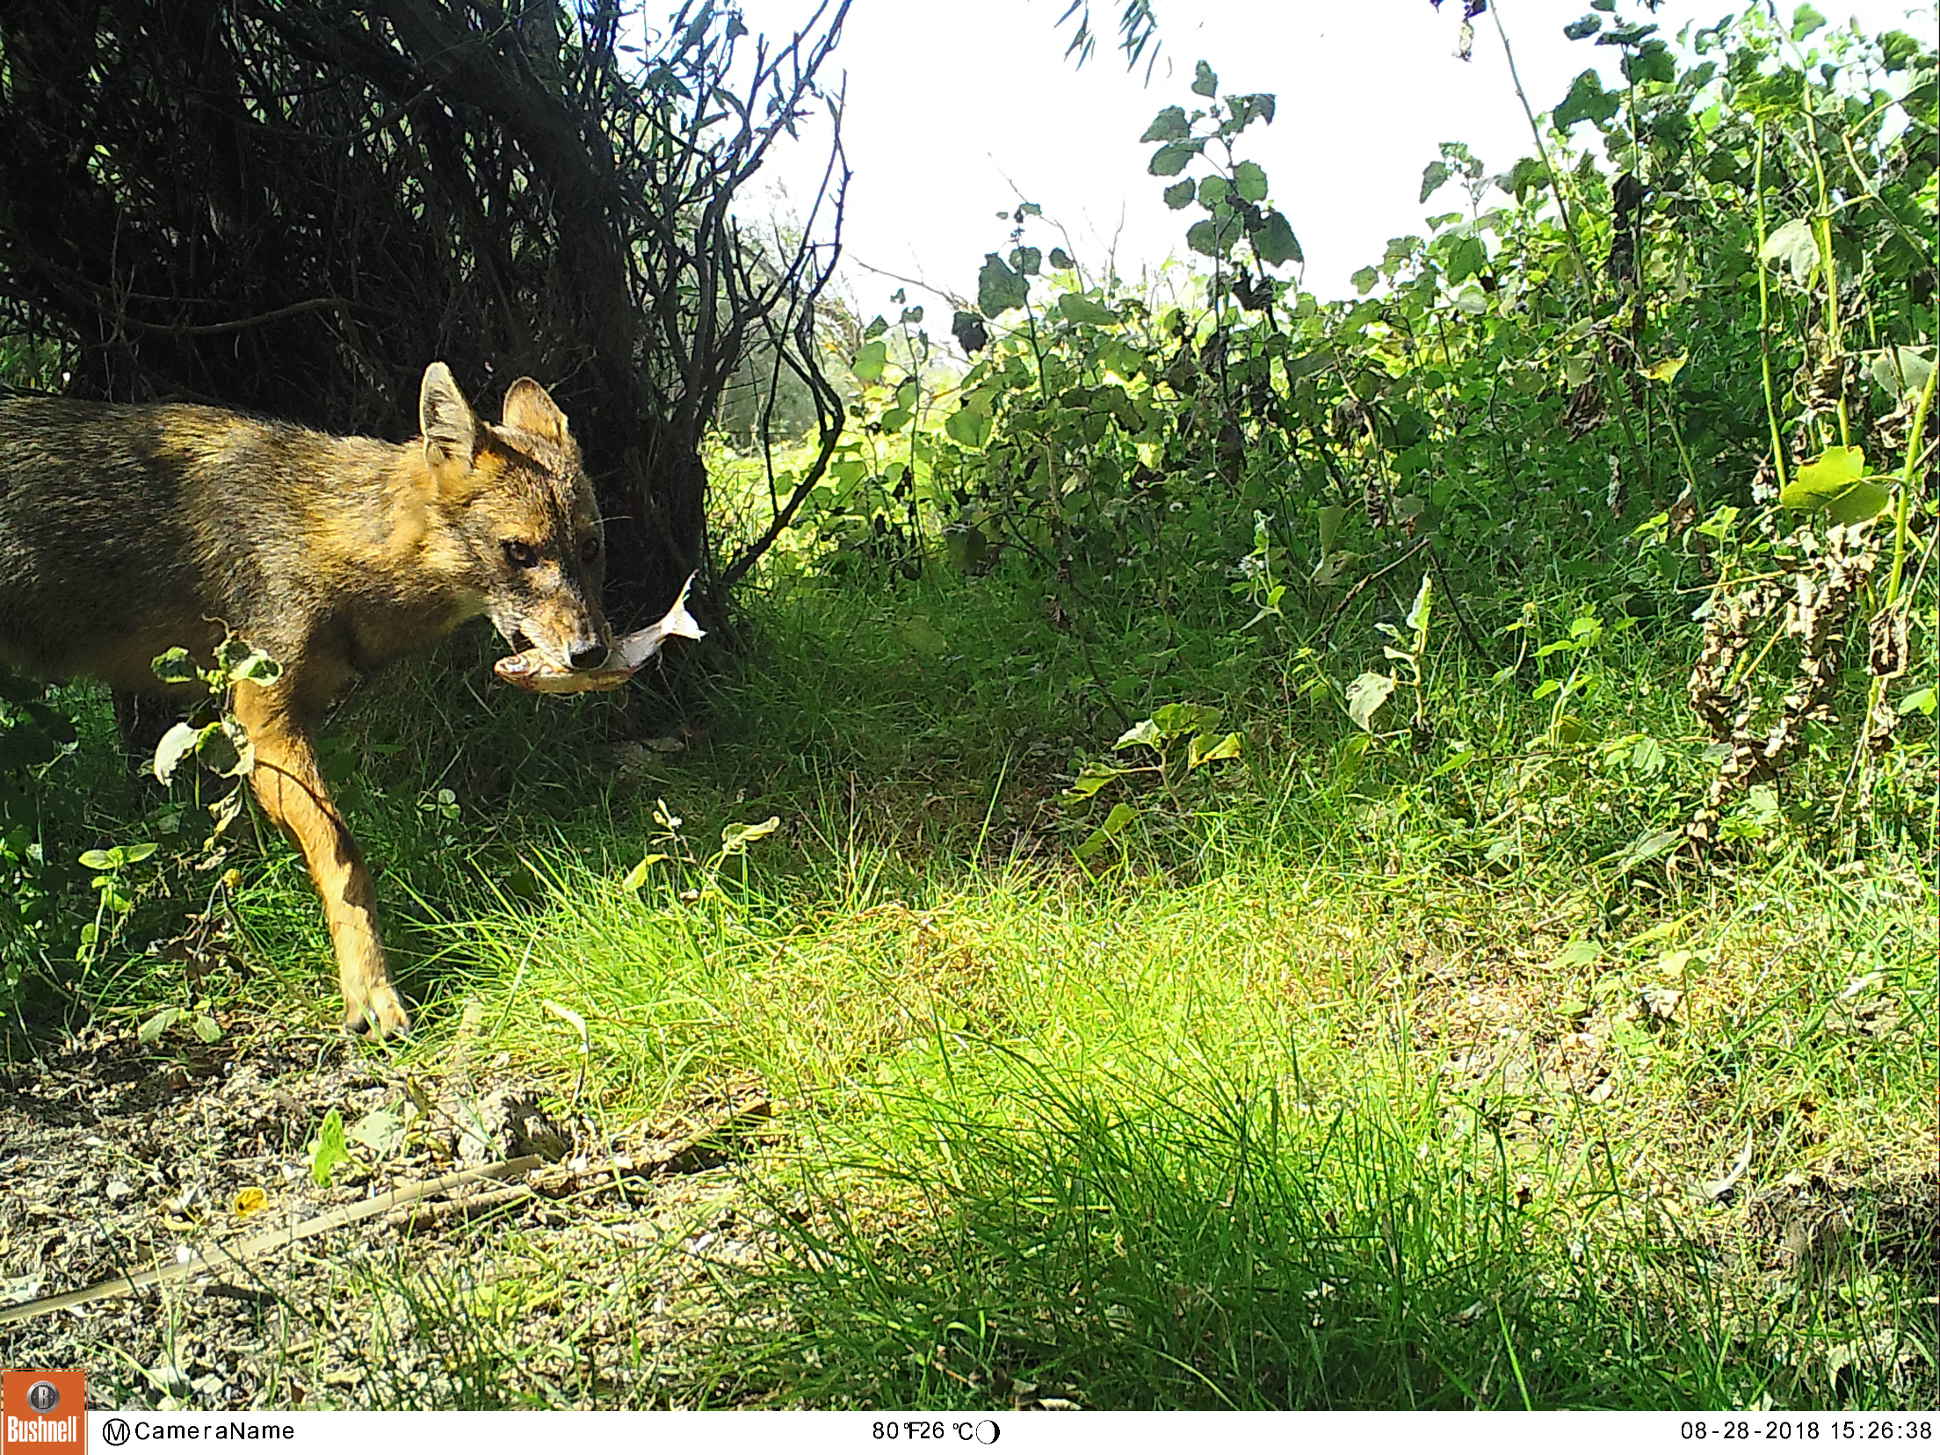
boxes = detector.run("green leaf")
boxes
[1191,61,1218,97]
[1791,4,1826,39]
[720,816,781,855]
[851,339,888,382]
[1152,703,1221,739]
[1187,730,1242,768]
[1075,802,1139,864]
[1869,346,1934,401]
[1780,446,1889,523]
[951,311,989,355]
[1419,160,1451,203]
[620,853,669,893]
[1898,685,1936,716]
[1056,293,1118,326]
[1317,503,1348,555]
[1163,179,1196,209]
[1198,175,1230,208]
[150,647,198,684]
[226,650,281,685]
[1622,40,1676,85]
[1140,105,1189,142]
[1232,161,1269,203]
[310,1109,350,1189]
[1549,938,1605,969]
[1639,354,1687,386]
[1345,673,1396,731]
[1553,70,1620,129]
[1186,216,1239,260]
[1501,156,1551,201]
[191,1013,223,1044]
[977,254,1028,316]
[1010,246,1043,276]
[137,1008,181,1044]
[1251,210,1302,267]
[1049,247,1075,270]
[944,404,993,448]
[1404,573,1433,636]
[1114,718,1162,750]
[1758,217,1819,285]
[1065,765,1122,800]
[1563,14,1602,39]
[1350,266,1378,294]
[1149,142,1199,177]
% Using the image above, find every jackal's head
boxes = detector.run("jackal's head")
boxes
[418,363,612,672]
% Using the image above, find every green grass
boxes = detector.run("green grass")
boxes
[9,563,1936,1409]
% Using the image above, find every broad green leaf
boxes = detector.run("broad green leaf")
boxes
[1623,40,1676,84]
[1404,573,1433,635]
[150,647,197,684]
[1420,160,1451,203]
[1163,179,1196,209]
[1010,246,1043,276]
[225,650,281,685]
[1232,161,1269,203]
[1780,446,1888,522]
[1549,938,1605,969]
[977,253,1028,316]
[1075,802,1139,864]
[944,404,993,448]
[1899,685,1937,716]
[620,853,669,892]
[1758,217,1818,285]
[1563,15,1601,39]
[1153,702,1221,739]
[1149,142,1199,177]
[1553,70,1620,129]
[1502,156,1551,201]
[1065,765,1122,800]
[1191,61,1218,97]
[1251,210,1302,267]
[1345,672,1396,731]
[1791,4,1825,39]
[1057,293,1118,326]
[1869,346,1934,401]
[1350,266,1378,295]
[851,339,888,382]
[1187,731,1242,768]
[138,1007,181,1044]
[1317,503,1348,554]
[1186,216,1239,260]
[1639,354,1687,386]
[1114,718,1162,750]
[951,310,989,355]
[1140,105,1189,142]
[1198,175,1230,208]
[720,816,782,854]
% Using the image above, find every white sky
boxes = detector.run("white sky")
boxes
[732,0,1929,310]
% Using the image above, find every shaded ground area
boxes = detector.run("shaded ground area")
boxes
[0,1023,776,1408]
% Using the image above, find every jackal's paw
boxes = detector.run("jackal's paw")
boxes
[345,982,412,1039]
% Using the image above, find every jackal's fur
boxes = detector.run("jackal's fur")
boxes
[0,364,611,1034]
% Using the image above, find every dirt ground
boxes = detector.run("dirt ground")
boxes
[0,1023,777,1408]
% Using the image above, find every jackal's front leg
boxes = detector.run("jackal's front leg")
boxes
[232,684,411,1037]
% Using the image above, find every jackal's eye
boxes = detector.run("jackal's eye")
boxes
[502,540,540,570]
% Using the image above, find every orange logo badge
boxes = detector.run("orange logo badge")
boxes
[1,1371,85,1455]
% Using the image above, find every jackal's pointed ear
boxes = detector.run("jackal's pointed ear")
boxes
[501,377,568,446]
[419,363,477,470]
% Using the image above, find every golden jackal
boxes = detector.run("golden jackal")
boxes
[0,364,612,1035]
